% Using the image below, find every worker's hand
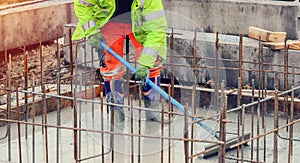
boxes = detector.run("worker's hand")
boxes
[88,33,105,49]
[135,64,149,82]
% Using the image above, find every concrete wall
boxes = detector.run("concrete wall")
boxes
[0,0,77,52]
[164,0,300,39]
[164,29,300,92]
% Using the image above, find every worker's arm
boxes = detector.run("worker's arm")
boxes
[72,0,106,40]
[136,0,167,68]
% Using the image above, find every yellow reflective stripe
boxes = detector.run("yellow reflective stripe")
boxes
[82,20,96,31]
[142,47,158,58]
[78,0,92,7]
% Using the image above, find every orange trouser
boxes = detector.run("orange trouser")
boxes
[100,21,162,81]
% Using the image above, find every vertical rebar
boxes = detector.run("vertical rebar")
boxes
[284,41,289,133]
[15,83,22,163]
[218,82,226,163]
[241,104,245,163]
[167,85,172,163]
[238,36,243,161]
[130,95,134,163]
[110,78,115,163]
[39,38,44,133]
[126,35,130,107]
[56,34,61,163]
[191,29,197,163]
[238,34,243,124]
[273,88,279,163]
[73,88,78,163]
[250,79,255,161]
[23,43,29,139]
[1,47,8,141]
[184,103,189,163]
[91,46,95,120]
[289,63,295,160]
[237,77,241,161]
[288,83,295,163]
[161,99,165,163]
[42,55,49,163]
[73,42,80,162]
[79,73,83,160]
[100,90,105,163]
[69,27,74,109]
[170,28,175,116]
[7,53,12,161]
[32,76,36,163]
[263,68,267,163]
[214,32,219,111]
[256,38,262,163]
[138,83,142,163]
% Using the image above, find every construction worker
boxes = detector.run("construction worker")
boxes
[72,0,170,123]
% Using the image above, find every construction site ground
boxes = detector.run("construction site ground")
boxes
[0,98,300,163]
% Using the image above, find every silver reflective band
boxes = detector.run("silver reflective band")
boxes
[142,47,158,58]
[100,66,125,76]
[143,10,165,22]
[140,0,145,8]
[78,0,92,7]
[102,9,109,16]
[135,10,165,26]
[82,20,96,31]
[135,20,142,27]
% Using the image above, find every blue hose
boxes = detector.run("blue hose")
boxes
[100,41,219,139]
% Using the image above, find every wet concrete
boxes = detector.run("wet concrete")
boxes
[0,97,300,162]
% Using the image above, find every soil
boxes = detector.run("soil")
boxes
[0,0,33,5]
[0,44,72,96]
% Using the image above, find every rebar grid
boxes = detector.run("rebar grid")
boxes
[0,28,300,163]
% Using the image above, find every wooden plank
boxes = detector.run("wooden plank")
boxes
[263,40,300,50]
[248,26,286,42]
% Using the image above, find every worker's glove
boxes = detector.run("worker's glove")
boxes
[88,33,105,50]
[135,64,149,82]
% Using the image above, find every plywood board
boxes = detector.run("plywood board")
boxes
[263,40,300,50]
[248,26,286,42]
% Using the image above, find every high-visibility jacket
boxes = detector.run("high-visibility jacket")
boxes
[72,0,167,68]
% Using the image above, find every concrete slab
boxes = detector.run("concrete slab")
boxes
[0,97,300,162]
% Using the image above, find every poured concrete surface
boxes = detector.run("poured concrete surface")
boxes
[0,97,300,162]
